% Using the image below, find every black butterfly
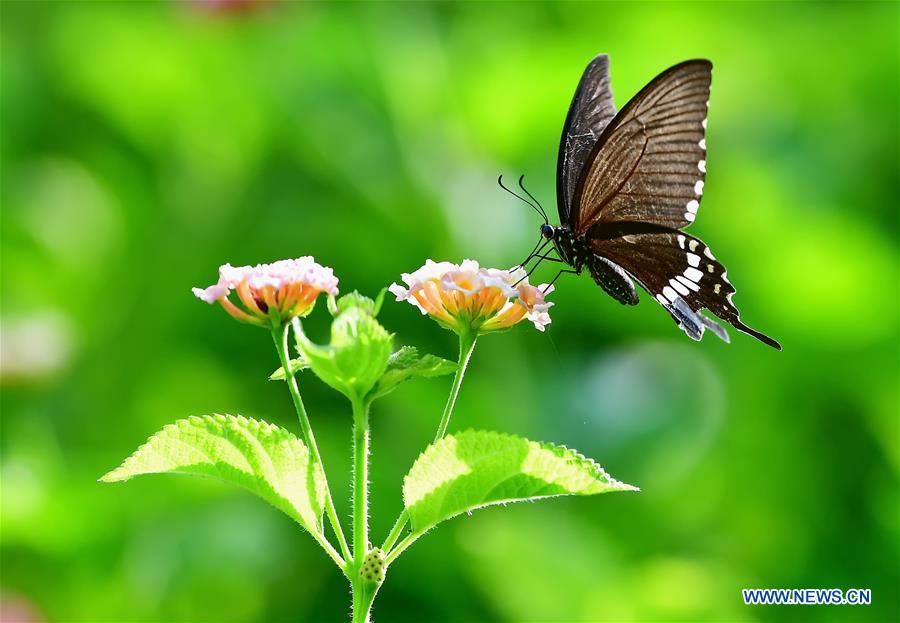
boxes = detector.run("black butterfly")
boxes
[509,55,781,350]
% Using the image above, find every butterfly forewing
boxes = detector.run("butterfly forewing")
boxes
[557,54,617,225]
[572,60,711,234]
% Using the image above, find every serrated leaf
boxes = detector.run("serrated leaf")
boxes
[296,304,393,402]
[100,415,326,536]
[334,290,378,315]
[369,346,457,400]
[270,357,310,380]
[403,430,637,534]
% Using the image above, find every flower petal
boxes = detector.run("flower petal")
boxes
[194,256,339,326]
[192,284,228,304]
[388,282,410,301]
[390,259,553,335]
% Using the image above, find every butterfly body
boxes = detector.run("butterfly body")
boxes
[543,225,582,269]
[535,55,780,349]
[543,224,639,306]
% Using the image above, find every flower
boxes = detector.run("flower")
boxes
[389,259,554,335]
[192,257,338,327]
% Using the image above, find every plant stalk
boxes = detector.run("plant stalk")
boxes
[382,331,477,554]
[352,579,377,623]
[272,325,351,568]
[432,331,477,442]
[352,397,370,569]
[350,397,375,622]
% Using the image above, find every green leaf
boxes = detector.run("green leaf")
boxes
[369,346,457,400]
[269,355,310,381]
[100,415,326,536]
[334,290,378,315]
[296,298,393,403]
[372,287,387,316]
[403,430,637,534]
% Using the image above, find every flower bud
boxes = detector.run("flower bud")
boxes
[359,548,386,587]
[295,292,393,403]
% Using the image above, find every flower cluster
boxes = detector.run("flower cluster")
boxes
[193,257,338,327]
[389,259,553,335]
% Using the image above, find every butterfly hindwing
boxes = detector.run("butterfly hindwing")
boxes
[557,54,617,226]
[588,228,781,349]
[572,60,711,234]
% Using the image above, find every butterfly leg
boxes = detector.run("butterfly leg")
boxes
[529,253,566,264]
[515,251,566,286]
[542,269,579,292]
[515,236,550,269]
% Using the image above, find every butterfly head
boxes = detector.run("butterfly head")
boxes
[540,224,555,240]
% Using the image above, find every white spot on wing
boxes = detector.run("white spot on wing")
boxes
[707,264,715,273]
[694,180,704,195]
[670,278,690,296]
[704,247,715,259]
[686,199,699,214]
[689,239,699,252]
[684,212,696,222]
[698,159,706,173]
[655,293,668,306]
[677,234,686,249]
[684,267,704,282]
[702,118,707,129]
[714,283,722,294]
[699,138,706,150]
[687,252,701,267]
[677,275,700,292]
[663,286,678,302]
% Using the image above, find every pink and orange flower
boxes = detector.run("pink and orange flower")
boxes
[389,259,553,335]
[193,257,338,327]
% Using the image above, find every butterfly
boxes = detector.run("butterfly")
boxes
[508,55,781,350]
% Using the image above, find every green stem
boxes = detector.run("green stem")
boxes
[350,396,374,623]
[382,331,477,554]
[351,397,370,568]
[272,325,351,568]
[384,532,416,565]
[380,509,408,558]
[352,579,377,623]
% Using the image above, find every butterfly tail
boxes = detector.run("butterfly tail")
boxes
[668,297,734,345]
[700,315,730,344]
[727,318,782,351]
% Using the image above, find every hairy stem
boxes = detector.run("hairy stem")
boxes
[352,579,377,623]
[272,324,351,568]
[380,508,408,558]
[382,331,477,554]
[384,532,416,565]
[352,397,370,568]
[350,397,374,622]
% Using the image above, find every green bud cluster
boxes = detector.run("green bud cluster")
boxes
[360,547,386,586]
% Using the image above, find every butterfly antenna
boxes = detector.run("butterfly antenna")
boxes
[518,175,549,223]
[498,175,547,223]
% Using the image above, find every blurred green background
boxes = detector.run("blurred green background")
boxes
[2,2,897,622]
